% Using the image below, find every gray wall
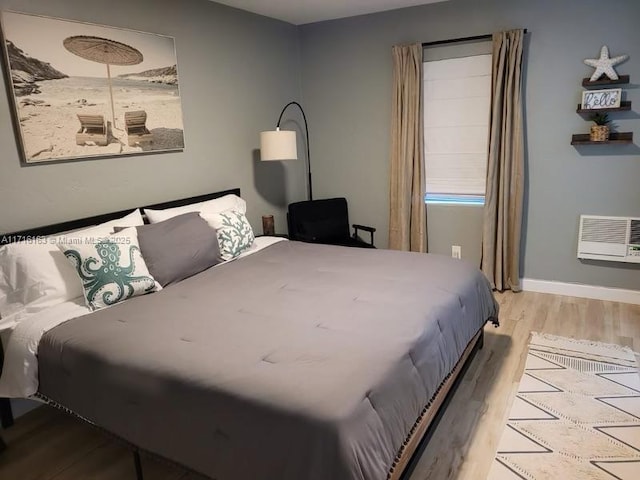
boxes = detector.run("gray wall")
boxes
[427,205,483,266]
[0,0,304,235]
[300,0,640,290]
[1,0,639,289]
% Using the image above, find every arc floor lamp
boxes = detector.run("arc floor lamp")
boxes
[260,101,313,201]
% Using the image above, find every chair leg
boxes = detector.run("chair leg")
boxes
[0,398,13,428]
[133,449,144,480]
[1,340,15,430]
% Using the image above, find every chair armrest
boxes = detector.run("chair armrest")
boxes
[352,224,376,233]
[352,224,375,247]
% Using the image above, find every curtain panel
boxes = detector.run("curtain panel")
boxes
[388,43,427,253]
[481,29,525,291]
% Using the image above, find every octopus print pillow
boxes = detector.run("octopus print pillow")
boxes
[200,210,255,261]
[57,228,161,310]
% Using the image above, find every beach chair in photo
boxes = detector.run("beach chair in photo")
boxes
[125,110,153,147]
[76,114,108,146]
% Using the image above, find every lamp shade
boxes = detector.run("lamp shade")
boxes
[260,129,297,161]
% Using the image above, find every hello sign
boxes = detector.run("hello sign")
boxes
[581,88,622,110]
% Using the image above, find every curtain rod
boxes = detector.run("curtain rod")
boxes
[422,29,528,47]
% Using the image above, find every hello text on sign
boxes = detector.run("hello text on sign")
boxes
[581,88,622,110]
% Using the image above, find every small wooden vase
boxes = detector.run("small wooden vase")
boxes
[590,125,610,142]
[262,215,275,235]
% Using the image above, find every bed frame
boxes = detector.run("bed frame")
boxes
[393,328,483,479]
[0,187,491,480]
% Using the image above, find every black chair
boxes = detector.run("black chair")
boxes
[287,198,376,248]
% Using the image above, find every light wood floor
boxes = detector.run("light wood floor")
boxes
[0,291,639,480]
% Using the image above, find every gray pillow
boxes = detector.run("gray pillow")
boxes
[118,212,221,287]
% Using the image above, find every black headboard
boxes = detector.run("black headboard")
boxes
[0,188,241,245]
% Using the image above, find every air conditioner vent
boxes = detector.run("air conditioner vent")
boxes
[631,219,640,245]
[578,215,640,263]
[580,217,627,244]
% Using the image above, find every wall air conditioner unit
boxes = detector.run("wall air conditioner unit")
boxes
[577,215,640,263]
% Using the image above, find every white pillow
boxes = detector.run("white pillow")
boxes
[95,208,144,232]
[144,194,246,224]
[200,210,255,261]
[0,209,145,329]
[0,241,83,330]
[58,228,161,311]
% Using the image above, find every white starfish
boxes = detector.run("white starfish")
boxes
[584,45,629,81]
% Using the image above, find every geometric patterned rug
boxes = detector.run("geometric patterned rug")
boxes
[487,333,640,479]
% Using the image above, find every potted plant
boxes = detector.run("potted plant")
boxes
[590,112,610,142]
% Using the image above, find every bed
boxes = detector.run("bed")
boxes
[0,188,499,480]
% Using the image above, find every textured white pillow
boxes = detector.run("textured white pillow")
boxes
[58,228,161,311]
[0,209,145,329]
[144,194,246,224]
[200,210,255,261]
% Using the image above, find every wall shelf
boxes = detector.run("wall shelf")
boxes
[582,75,630,88]
[576,101,632,114]
[573,76,634,146]
[571,132,633,145]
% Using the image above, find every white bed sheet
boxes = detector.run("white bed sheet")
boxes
[0,237,286,398]
[0,298,89,397]
[235,235,285,259]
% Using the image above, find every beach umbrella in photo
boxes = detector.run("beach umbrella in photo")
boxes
[63,36,143,129]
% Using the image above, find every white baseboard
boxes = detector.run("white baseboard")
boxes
[521,278,640,305]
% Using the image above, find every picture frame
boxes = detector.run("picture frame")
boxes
[0,11,185,164]
[581,88,622,110]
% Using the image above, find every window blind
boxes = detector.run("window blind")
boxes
[423,54,491,199]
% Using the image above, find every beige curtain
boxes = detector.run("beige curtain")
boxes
[388,43,427,252]
[481,29,525,291]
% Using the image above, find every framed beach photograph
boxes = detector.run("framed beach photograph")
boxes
[0,11,185,164]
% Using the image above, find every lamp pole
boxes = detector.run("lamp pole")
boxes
[275,101,313,201]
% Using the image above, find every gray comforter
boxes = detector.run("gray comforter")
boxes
[37,241,498,480]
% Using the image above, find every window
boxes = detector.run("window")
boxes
[423,50,492,205]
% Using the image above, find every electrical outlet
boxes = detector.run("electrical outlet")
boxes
[451,245,461,259]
